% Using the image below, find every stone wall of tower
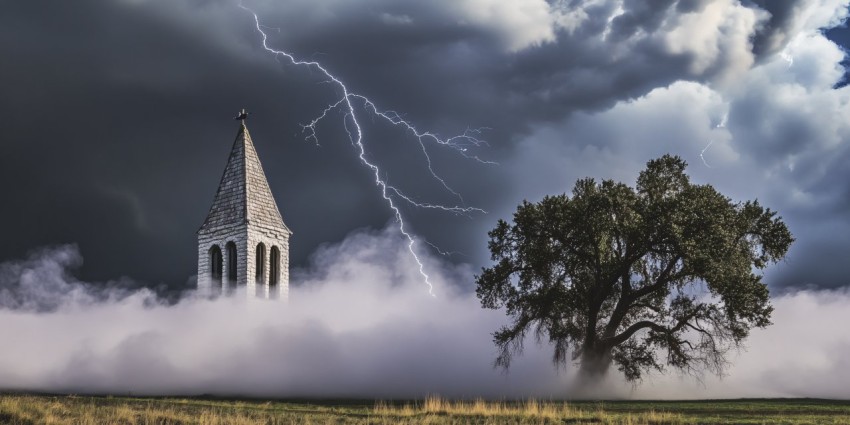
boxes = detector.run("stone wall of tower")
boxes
[197,224,249,296]
[245,225,290,301]
[197,223,289,300]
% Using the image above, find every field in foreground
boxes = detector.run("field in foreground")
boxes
[1,394,849,424]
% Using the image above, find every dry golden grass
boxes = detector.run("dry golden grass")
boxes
[0,394,672,424]
[371,395,685,424]
[2,393,849,424]
[374,395,585,419]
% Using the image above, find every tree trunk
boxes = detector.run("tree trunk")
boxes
[578,346,613,381]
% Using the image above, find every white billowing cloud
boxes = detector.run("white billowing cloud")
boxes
[505,80,736,204]
[723,30,850,203]
[772,30,847,89]
[504,1,850,288]
[663,0,767,80]
[801,0,849,28]
[1,228,850,399]
[446,0,559,51]
[752,0,849,55]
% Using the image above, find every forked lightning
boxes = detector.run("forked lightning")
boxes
[238,2,488,296]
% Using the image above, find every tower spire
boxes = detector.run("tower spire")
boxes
[197,113,291,301]
[198,118,288,234]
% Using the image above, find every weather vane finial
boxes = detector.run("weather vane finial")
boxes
[234,108,249,122]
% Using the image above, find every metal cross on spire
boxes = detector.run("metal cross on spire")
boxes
[234,108,249,122]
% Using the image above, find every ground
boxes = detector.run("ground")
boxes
[1,394,849,424]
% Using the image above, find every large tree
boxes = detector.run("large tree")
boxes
[476,155,793,381]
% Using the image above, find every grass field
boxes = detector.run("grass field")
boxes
[1,394,848,424]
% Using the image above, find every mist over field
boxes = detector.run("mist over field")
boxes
[0,227,848,400]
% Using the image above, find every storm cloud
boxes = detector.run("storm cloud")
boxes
[0,0,849,378]
[0,0,847,292]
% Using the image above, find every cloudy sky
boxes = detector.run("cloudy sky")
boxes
[1,0,849,293]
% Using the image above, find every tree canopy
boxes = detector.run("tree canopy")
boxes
[475,155,794,381]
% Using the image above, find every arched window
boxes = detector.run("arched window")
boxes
[255,243,266,283]
[269,246,280,286]
[226,241,237,282]
[209,245,223,283]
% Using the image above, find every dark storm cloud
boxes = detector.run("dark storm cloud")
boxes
[0,0,849,292]
[0,0,406,286]
[608,0,678,42]
[745,0,816,57]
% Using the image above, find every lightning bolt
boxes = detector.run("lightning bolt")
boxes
[700,112,728,168]
[718,112,728,129]
[423,240,466,258]
[699,140,714,168]
[780,51,794,67]
[237,2,488,296]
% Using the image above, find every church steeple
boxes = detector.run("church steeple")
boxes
[198,122,289,234]
[197,114,291,300]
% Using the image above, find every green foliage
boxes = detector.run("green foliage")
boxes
[476,155,794,381]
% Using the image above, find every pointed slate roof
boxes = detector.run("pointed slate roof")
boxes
[199,123,290,234]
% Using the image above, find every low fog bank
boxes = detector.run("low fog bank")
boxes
[0,227,848,399]
[0,228,572,399]
[0,245,179,312]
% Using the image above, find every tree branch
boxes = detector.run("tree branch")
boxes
[605,307,697,347]
[629,255,682,301]
[605,320,667,347]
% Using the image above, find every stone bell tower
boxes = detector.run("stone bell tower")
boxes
[197,110,291,300]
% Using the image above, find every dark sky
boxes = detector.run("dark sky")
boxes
[1,0,848,292]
